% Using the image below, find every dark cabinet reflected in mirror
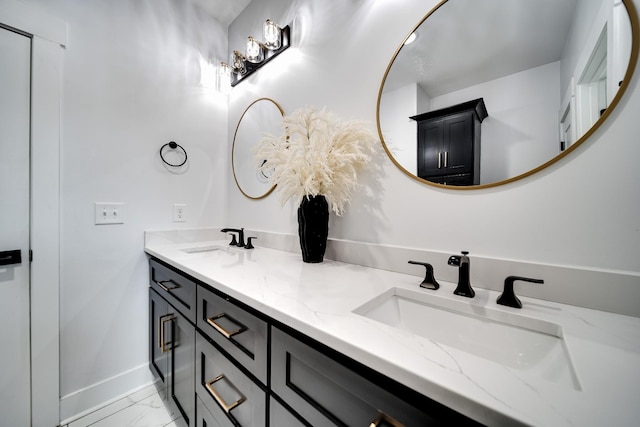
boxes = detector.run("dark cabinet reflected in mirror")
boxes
[411,98,487,185]
[377,0,638,189]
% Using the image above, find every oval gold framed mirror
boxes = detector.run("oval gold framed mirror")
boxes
[377,0,639,189]
[232,98,284,199]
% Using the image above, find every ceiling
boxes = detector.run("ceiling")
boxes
[189,0,252,25]
[384,0,582,97]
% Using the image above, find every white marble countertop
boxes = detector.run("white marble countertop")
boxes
[145,234,640,426]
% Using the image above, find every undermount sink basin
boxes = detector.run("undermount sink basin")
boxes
[181,245,224,254]
[353,287,580,390]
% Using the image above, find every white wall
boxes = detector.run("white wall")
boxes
[228,0,640,274]
[24,0,228,419]
[379,83,420,175]
[431,61,561,184]
[561,0,608,93]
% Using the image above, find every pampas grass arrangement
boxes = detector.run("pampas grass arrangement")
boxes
[253,106,378,216]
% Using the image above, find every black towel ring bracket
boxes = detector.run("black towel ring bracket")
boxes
[160,141,188,167]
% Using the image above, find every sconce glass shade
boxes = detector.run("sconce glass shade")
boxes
[232,50,246,74]
[218,62,232,93]
[246,36,264,63]
[263,19,282,50]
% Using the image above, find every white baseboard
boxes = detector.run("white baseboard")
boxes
[59,362,154,425]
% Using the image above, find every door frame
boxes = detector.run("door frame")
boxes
[0,1,65,425]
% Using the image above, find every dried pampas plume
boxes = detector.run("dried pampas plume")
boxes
[253,106,379,216]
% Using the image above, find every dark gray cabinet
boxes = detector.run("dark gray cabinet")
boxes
[411,98,488,186]
[195,395,222,427]
[149,288,170,399]
[269,397,306,427]
[149,259,196,427]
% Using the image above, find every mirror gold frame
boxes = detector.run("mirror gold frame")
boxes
[376,0,639,190]
[232,97,284,199]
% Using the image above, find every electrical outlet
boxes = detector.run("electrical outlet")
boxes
[95,202,124,225]
[173,204,186,222]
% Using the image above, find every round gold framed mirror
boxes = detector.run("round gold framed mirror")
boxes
[232,98,284,199]
[377,0,639,189]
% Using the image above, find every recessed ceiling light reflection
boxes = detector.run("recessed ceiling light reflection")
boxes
[404,32,417,45]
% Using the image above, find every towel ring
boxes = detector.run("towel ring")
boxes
[160,141,188,167]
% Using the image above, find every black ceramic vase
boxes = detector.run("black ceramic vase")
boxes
[297,195,329,263]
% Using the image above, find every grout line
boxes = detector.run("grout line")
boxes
[67,384,163,427]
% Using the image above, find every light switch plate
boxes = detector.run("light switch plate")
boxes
[95,202,124,225]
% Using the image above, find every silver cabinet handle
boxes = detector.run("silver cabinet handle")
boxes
[444,151,448,168]
[205,374,246,414]
[369,412,404,427]
[206,313,247,339]
[154,279,181,292]
[438,152,442,169]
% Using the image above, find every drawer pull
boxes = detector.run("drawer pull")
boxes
[369,412,404,427]
[159,314,176,353]
[205,374,246,414]
[155,279,181,292]
[206,313,247,339]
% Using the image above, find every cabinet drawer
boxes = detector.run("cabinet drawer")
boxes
[196,332,266,427]
[196,395,222,427]
[269,397,306,427]
[197,286,268,384]
[271,327,453,427]
[149,258,196,321]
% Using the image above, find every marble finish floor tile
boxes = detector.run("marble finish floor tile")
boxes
[65,385,181,427]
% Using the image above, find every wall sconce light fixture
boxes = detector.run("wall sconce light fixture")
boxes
[220,19,291,88]
[246,36,264,63]
[218,62,232,94]
[263,19,282,50]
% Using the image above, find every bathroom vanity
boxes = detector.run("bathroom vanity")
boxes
[145,230,640,427]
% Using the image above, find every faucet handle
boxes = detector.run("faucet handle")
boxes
[408,261,440,290]
[228,233,238,246]
[497,276,544,309]
[245,237,257,249]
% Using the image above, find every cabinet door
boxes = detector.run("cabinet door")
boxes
[417,119,445,178]
[170,310,195,426]
[149,288,169,399]
[442,112,474,176]
[417,112,475,180]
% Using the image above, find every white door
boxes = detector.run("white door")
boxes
[0,25,32,426]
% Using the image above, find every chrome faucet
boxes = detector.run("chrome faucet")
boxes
[448,251,475,298]
[221,228,245,247]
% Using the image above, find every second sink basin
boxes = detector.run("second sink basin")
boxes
[181,245,223,254]
[353,287,580,390]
